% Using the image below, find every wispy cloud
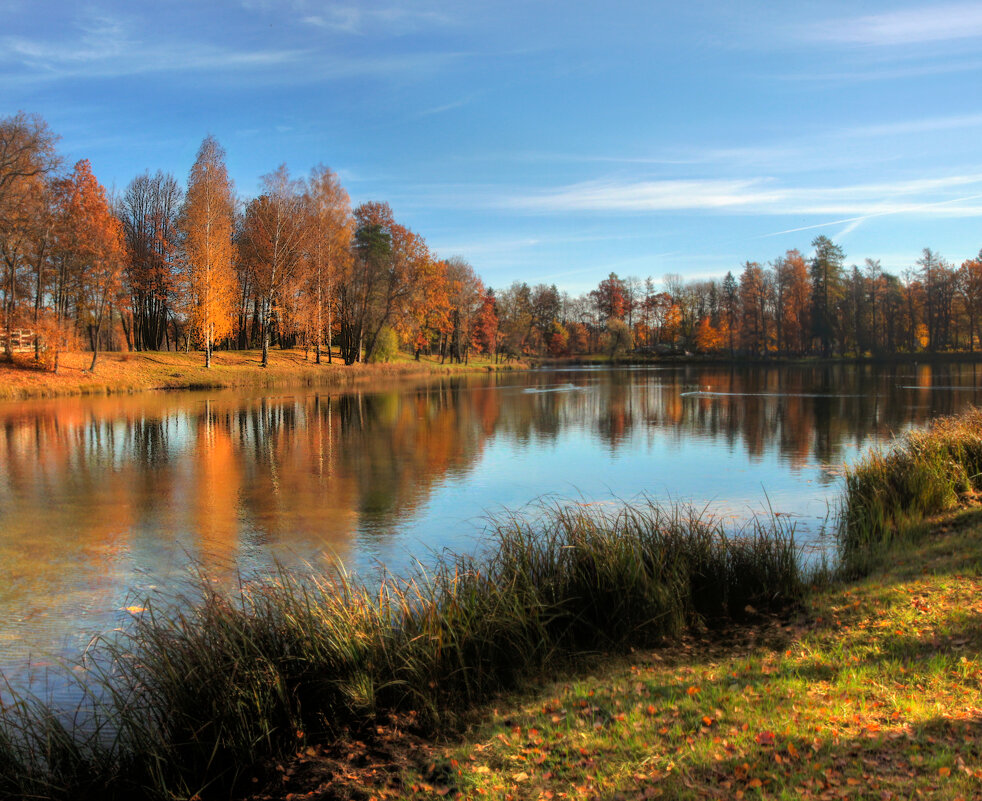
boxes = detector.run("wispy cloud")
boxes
[809,3,982,46]
[841,113,982,138]
[758,191,982,239]
[431,231,655,258]
[0,8,463,84]
[504,174,982,218]
[776,57,982,84]
[0,11,304,80]
[301,4,456,35]
[415,95,474,117]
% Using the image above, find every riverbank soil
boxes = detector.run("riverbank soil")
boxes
[246,510,982,800]
[0,349,518,400]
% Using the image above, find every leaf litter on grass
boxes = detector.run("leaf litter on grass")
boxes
[245,508,982,801]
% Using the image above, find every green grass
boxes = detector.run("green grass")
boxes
[0,502,805,800]
[840,407,982,574]
[322,508,982,801]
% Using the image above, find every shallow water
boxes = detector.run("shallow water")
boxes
[2,360,981,699]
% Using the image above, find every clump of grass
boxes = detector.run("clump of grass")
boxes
[841,406,982,572]
[0,500,805,800]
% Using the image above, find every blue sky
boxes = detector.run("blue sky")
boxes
[4,0,982,292]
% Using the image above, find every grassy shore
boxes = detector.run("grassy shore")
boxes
[290,508,979,801]
[0,349,524,401]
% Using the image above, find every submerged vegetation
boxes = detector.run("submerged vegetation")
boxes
[0,503,804,800]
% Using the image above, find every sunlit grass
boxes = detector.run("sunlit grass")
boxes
[840,406,982,574]
[0,348,522,401]
[387,510,982,801]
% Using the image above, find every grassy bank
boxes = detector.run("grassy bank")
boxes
[0,349,523,401]
[0,503,803,800]
[841,407,982,575]
[315,507,980,801]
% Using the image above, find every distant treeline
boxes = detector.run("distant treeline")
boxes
[3,112,980,370]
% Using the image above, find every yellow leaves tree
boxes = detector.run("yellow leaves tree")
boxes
[179,136,237,368]
[304,164,352,364]
[240,165,309,368]
[694,316,724,353]
[1,112,59,362]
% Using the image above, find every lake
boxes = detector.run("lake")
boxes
[2,361,981,699]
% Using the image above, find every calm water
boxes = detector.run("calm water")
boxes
[2,362,982,697]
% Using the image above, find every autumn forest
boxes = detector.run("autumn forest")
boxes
[3,111,982,374]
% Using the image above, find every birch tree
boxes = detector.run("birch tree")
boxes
[179,136,237,367]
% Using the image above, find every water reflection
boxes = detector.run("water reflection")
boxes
[1,362,981,692]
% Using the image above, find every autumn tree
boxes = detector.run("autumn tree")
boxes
[918,248,956,352]
[337,202,427,364]
[721,271,738,354]
[240,165,309,367]
[444,257,484,363]
[739,261,771,355]
[0,113,58,215]
[605,318,633,359]
[547,320,569,356]
[472,289,500,359]
[774,250,810,355]
[55,160,127,371]
[496,281,533,358]
[339,203,392,364]
[0,112,59,359]
[304,164,352,363]
[591,272,627,323]
[958,255,982,351]
[694,316,724,352]
[179,136,237,367]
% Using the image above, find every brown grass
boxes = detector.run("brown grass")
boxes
[0,349,521,401]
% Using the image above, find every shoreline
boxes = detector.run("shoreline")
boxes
[534,350,982,368]
[0,349,528,402]
[3,348,980,402]
[283,503,981,801]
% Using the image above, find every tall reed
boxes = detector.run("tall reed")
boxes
[0,500,804,800]
[841,407,982,572]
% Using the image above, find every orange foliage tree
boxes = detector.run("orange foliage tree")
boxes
[694,316,724,353]
[240,165,309,367]
[775,249,810,355]
[55,159,127,372]
[179,136,237,367]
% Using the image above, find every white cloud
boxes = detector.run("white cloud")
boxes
[0,8,463,84]
[0,9,305,81]
[507,178,783,213]
[809,3,982,46]
[301,4,455,34]
[840,113,982,138]
[503,174,982,219]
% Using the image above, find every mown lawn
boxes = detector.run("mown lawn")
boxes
[252,510,982,801]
